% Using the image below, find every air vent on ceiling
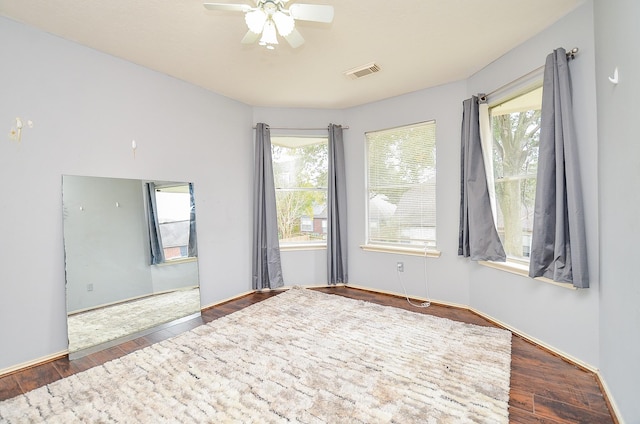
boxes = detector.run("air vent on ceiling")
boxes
[344,62,381,80]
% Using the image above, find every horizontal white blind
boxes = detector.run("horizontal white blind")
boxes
[366,121,437,248]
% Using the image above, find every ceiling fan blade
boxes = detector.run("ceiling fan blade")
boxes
[203,2,252,12]
[284,28,305,48]
[288,4,334,23]
[241,30,261,44]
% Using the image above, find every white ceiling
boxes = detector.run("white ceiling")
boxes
[0,0,582,109]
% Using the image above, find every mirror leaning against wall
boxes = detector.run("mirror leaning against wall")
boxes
[62,175,201,358]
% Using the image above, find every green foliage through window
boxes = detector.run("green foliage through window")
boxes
[272,137,328,244]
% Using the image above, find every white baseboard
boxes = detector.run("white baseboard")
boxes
[467,306,597,373]
[1,350,68,377]
[344,284,598,371]
[200,289,257,310]
[596,371,625,424]
[345,283,468,309]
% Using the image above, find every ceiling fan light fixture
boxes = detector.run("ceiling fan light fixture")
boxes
[272,11,295,36]
[245,9,267,33]
[204,1,334,49]
[260,20,279,46]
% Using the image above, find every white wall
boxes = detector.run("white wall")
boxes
[0,16,254,370]
[594,0,640,421]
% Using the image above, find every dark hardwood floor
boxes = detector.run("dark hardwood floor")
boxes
[0,286,616,423]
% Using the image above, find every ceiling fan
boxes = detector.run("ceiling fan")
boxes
[203,0,334,49]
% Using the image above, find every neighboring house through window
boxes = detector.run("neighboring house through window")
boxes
[155,184,193,260]
[271,136,328,245]
[365,121,437,250]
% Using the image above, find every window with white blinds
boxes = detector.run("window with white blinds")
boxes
[366,121,437,249]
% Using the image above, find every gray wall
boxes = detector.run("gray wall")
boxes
[594,0,640,421]
[0,16,254,370]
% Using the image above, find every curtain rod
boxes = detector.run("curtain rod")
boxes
[252,125,349,130]
[479,47,578,102]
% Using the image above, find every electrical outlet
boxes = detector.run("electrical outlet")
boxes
[87,283,93,292]
[396,262,404,272]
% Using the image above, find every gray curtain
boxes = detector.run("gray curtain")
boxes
[458,96,506,261]
[529,48,588,288]
[252,123,284,290]
[327,124,348,284]
[188,182,198,257]
[145,182,165,265]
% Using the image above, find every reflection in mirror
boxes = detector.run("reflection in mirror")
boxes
[62,175,201,358]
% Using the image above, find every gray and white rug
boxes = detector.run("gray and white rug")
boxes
[1,287,512,423]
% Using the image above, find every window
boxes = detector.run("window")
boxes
[271,136,328,245]
[366,121,437,249]
[300,216,313,232]
[155,184,193,260]
[489,85,542,261]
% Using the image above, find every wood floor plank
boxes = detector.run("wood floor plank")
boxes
[582,390,611,414]
[0,375,22,400]
[51,355,96,378]
[509,405,570,424]
[12,362,62,394]
[509,388,535,413]
[534,394,615,424]
[0,286,616,423]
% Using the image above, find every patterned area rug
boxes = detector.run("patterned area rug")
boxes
[1,288,511,423]
[67,288,201,352]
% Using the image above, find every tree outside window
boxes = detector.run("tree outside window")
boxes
[272,137,328,244]
[490,86,542,259]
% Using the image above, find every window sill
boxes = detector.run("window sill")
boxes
[478,260,576,290]
[156,257,198,266]
[280,243,327,252]
[360,244,441,258]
